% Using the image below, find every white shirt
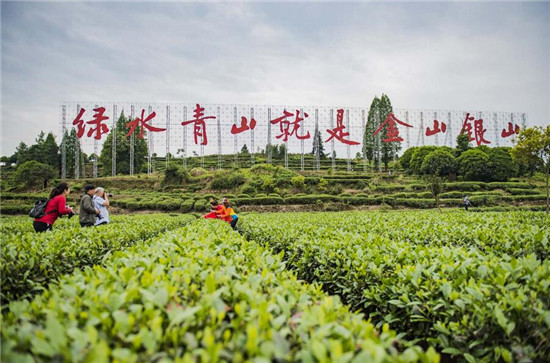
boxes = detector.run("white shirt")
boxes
[93,195,109,225]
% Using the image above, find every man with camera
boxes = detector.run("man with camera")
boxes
[79,184,100,227]
[93,187,111,226]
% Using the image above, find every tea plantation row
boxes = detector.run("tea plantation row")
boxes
[2,220,438,362]
[239,211,550,362]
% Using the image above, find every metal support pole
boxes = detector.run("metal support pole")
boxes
[183,106,187,168]
[330,109,335,172]
[362,109,367,174]
[75,104,81,179]
[61,105,66,179]
[405,111,410,150]
[445,112,452,147]
[112,104,117,176]
[300,108,304,171]
[93,104,98,179]
[130,105,135,175]
[251,107,255,167]
[217,106,222,169]
[234,107,238,167]
[314,109,320,171]
[147,105,153,176]
[166,105,171,168]
[433,112,438,146]
[267,108,272,164]
[346,109,351,172]
[493,113,499,147]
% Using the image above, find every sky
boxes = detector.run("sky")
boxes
[1,0,549,156]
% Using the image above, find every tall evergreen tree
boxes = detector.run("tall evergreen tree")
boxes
[60,128,85,178]
[363,97,380,169]
[99,112,148,175]
[378,94,401,171]
[42,132,60,170]
[311,127,326,159]
[14,142,31,165]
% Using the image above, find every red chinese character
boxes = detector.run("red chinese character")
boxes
[270,109,311,142]
[72,108,86,139]
[86,107,110,140]
[460,113,490,146]
[501,122,520,138]
[126,109,166,139]
[373,113,412,143]
[425,120,447,137]
[325,109,359,145]
[231,117,257,134]
[181,104,216,145]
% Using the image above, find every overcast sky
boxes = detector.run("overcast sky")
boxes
[1,0,549,156]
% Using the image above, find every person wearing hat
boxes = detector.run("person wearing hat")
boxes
[79,184,100,227]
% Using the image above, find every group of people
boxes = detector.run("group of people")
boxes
[33,182,110,232]
[203,198,239,230]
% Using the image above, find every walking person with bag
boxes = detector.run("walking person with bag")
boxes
[33,182,75,232]
[79,184,100,227]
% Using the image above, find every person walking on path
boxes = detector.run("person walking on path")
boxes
[463,195,471,211]
[33,182,74,232]
[93,187,110,226]
[80,184,99,227]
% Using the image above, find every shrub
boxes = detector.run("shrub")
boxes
[421,150,457,176]
[457,149,490,181]
[241,185,255,195]
[13,161,57,189]
[180,199,195,213]
[189,167,207,177]
[488,147,519,182]
[290,175,306,191]
[409,146,438,174]
[163,163,189,186]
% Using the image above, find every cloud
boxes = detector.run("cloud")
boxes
[1,1,549,156]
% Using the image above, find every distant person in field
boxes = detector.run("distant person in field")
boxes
[221,197,238,230]
[33,182,75,232]
[79,184,100,227]
[463,195,471,211]
[93,187,110,226]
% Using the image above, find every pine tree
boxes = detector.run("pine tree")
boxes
[42,132,60,170]
[99,112,148,175]
[311,127,326,159]
[60,128,85,178]
[363,97,380,168]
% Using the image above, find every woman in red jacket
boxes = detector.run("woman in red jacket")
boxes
[33,182,74,232]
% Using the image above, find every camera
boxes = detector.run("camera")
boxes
[107,193,113,197]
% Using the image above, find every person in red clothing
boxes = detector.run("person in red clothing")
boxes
[204,201,226,219]
[33,182,74,232]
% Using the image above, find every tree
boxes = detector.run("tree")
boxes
[42,132,60,170]
[378,94,400,171]
[421,150,457,177]
[399,147,417,171]
[511,126,550,213]
[409,146,437,174]
[99,112,148,175]
[240,144,250,155]
[457,149,490,181]
[13,161,57,189]
[456,132,471,156]
[311,127,326,159]
[60,128,85,178]
[362,97,380,168]
[488,147,518,182]
[14,142,31,165]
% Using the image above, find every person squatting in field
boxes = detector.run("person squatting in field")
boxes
[33,182,75,232]
[203,197,238,230]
